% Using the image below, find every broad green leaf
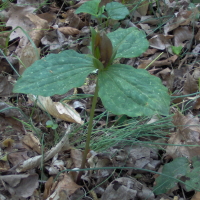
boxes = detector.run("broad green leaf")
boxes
[75,0,101,16]
[13,50,95,96]
[98,64,170,117]
[105,2,129,20]
[185,156,200,191]
[153,157,188,195]
[107,27,149,58]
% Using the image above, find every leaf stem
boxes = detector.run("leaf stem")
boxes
[77,78,99,183]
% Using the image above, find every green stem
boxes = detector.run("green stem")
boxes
[77,78,99,183]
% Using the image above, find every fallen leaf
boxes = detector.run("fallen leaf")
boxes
[101,177,154,200]
[183,73,198,95]
[166,112,200,159]
[29,95,83,124]
[138,55,178,69]
[58,27,80,35]
[0,174,39,198]
[46,173,81,199]
[22,132,41,154]
[149,34,173,50]
[43,177,54,200]
[174,26,194,47]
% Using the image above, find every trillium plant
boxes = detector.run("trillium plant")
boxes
[13,27,170,182]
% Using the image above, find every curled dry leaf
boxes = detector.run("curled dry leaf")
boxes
[29,95,83,124]
[58,27,80,36]
[26,13,49,47]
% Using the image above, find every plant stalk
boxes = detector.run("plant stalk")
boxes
[77,78,99,183]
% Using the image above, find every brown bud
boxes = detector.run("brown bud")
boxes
[99,31,113,67]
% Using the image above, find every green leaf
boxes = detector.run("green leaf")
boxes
[153,157,188,195]
[107,27,149,58]
[171,46,182,55]
[13,50,95,96]
[105,2,129,20]
[75,0,101,16]
[98,64,170,117]
[185,156,200,191]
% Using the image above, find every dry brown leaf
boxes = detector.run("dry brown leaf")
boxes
[37,12,57,24]
[43,177,54,200]
[193,97,200,110]
[29,95,83,124]
[191,192,200,200]
[142,48,157,57]
[26,13,49,47]
[19,43,40,75]
[0,174,39,198]
[58,27,80,35]
[101,177,154,200]
[22,132,41,154]
[149,34,173,50]
[46,173,81,199]
[157,68,174,91]
[174,26,194,47]
[164,10,193,34]
[195,28,200,41]
[183,73,198,95]
[0,76,14,97]
[166,112,200,159]
[71,149,83,168]
[138,55,178,69]
[192,44,200,57]
[136,0,149,16]
[62,9,87,29]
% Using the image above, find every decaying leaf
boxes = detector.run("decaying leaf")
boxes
[29,95,83,124]
[183,73,198,95]
[61,9,87,29]
[166,112,200,159]
[101,177,154,200]
[149,34,173,50]
[174,26,193,47]
[164,10,193,35]
[138,55,178,69]
[0,174,39,198]
[43,177,54,200]
[22,132,41,154]
[16,126,70,172]
[46,173,81,199]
